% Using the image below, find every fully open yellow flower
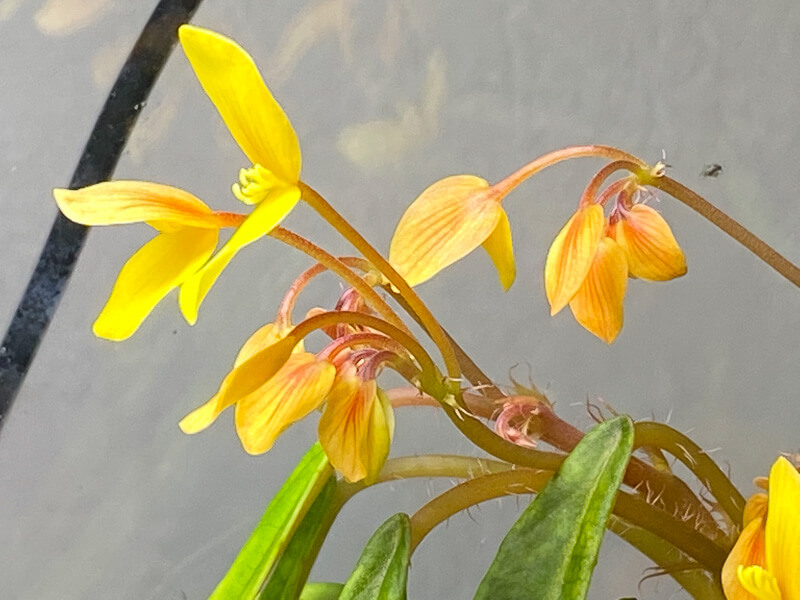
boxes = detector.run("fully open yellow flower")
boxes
[53,26,303,338]
[177,25,303,323]
[53,181,244,340]
[389,175,515,290]
[723,457,800,600]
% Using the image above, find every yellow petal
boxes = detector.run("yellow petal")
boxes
[743,493,769,527]
[178,334,297,434]
[723,517,767,600]
[235,353,335,454]
[179,186,301,324]
[544,204,604,315]
[610,204,687,281]
[318,377,393,483]
[765,457,800,598]
[53,181,225,228]
[568,237,628,343]
[482,208,516,291]
[93,227,218,341]
[738,566,782,600]
[179,25,301,183]
[389,175,502,287]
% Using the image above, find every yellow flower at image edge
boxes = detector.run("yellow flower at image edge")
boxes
[722,457,800,600]
[52,25,304,339]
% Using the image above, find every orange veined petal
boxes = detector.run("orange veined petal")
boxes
[178,334,298,435]
[233,322,303,368]
[92,227,218,341]
[609,204,687,281]
[764,457,800,599]
[544,204,604,315]
[178,186,301,324]
[568,236,628,343]
[234,353,336,454]
[53,181,231,229]
[389,175,504,287]
[318,378,394,483]
[722,516,767,600]
[743,493,769,527]
[482,208,516,291]
[179,25,301,184]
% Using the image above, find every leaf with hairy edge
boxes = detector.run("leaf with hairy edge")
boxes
[474,415,634,600]
[258,478,340,600]
[339,513,411,600]
[210,443,333,600]
[299,583,345,600]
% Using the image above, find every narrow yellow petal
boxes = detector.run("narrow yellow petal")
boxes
[363,388,394,483]
[179,334,298,435]
[544,204,604,315]
[765,457,800,599]
[738,566,782,600]
[93,227,218,341]
[723,517,767,600]
[179,187,300,324]
[568,237,628,343]
[610,204,687,281]
[481,208,516,291]
[53,181,223,228]
[389,175,502,287]
[235,353,335,454]
[179,25,301,183]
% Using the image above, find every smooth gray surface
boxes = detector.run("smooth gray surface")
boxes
[2,1,800,598]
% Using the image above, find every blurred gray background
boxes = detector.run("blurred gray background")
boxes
[2,0,799,598]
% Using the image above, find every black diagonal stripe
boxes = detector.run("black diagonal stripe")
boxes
[0,0,204,432]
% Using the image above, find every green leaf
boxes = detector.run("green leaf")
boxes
[475,415,634,600]
[339,513,411,600]
[258,478,341,600]
[210,443,333,600]
[299,583,345,600]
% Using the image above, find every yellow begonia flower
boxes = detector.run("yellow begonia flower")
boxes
[53,181,244,340]
[545,199,685,343]
[318,368,394,483]
[723,457,800,600]
[389,175,515,290]
[177,25,303,323]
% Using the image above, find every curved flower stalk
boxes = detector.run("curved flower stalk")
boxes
[722,456,800,600]
[53,25,304,337]
[53,182,245,340]
[545,174,686,342]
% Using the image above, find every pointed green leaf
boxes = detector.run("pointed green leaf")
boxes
[339,513,411,600]
[299,583,345,600]
[258,478,341,600]
[210,443,333,600]
[475,415,634,600]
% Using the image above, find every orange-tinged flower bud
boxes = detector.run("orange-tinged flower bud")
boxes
[544,204,605,315]
[609,204,687,281]
[568,237,628,343]
[234,352,336,454]
[318,374,395,483]
[389,175,515,290]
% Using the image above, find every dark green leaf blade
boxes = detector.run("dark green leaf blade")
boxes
[339,513,411,600]
[258,478,341,600]
[210,443,333,600]
[475,415,634,600]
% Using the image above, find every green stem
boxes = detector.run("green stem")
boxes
[269,227,408,334]
[647,174,800,288]
[299,182,462,382]
[406,470,727,573]
[634,421,745,526]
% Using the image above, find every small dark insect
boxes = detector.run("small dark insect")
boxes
[701,163,723,178]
